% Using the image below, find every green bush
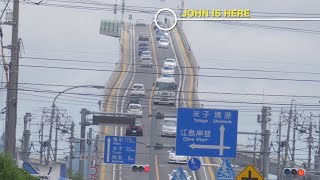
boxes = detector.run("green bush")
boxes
[0,153,38,180]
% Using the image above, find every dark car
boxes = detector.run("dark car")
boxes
[139,46,149,55]
[126,121,143,136]
[139,42,148,48]
[139,34,149,41]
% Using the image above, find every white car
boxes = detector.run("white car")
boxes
[168,170,191,180]
[161,118,177,137]
[136,19,146,26]
[141,50,151,57]
[168,149,188,164]
[131,84,145,96]
[127,103,142,118]
[158,38,169,48]
[161,66,175,75]
[164,59,177,68]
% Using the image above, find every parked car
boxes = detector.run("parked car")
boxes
[164,59,177,68]
[156,32,166,41]
[168,149,188,164]
[139,34,149,41]
[131,84,145,96]
[161,118,177,137]
[158,38,169,48]
[161,66,175,75]
[136,18,146,26]
[127,103,143,118]
[126,121,143,136]
[168,169,191,180]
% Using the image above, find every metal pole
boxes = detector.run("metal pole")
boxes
[253,132,257,167]
[149,110,156,180]
[291,105,297,166]
[40,112,44,165]
[22,113,31,161]
[46,103,55,165]
[94,134,100,180]
[79,108,87,177]
[260,113,266,171]
[308,120,312,169]
[87,128,93,180]
[54,114,59,162]
[277,116,282,180]
[69,121,74,174]
[4,0,20,157]
[284,101,293,166]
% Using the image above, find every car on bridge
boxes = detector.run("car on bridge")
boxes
[140,50,151,57]
[158,38,169,49]
[168,169,191,180]
[138,46,149,56]
[161,65,175,76]
[139,42,148,48]
[127,103,143,118]
[139,34,149,41]
[127,96,141,108]
[164,59,177,68]
[161,118,177,137]
[168,149,188,164]
[131,84,145,96]
[135,18,146,26]
[126,121,143,136]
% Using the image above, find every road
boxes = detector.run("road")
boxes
[99,22,220,180]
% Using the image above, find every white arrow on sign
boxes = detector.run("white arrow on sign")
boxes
[106,138,111,162]
[219,125,225,156]
[189,125,230,156]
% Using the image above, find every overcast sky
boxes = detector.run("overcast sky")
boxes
[0,0,319,164]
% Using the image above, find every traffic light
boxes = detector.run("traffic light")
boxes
[131,165,149,172]
[283,168,305,176]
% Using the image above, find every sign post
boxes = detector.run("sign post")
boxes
[176,108,238,157]
[104,136,136,164]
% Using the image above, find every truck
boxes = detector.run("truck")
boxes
[153,77,177,105]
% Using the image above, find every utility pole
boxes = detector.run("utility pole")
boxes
[94,134,100,180]
[69,121,74,174]
[39,112,44,165]
[253,132,257,167]
[87,128,93,180]
[308,120,313,169]
[261,106,271,178]
[277,114,283,180]
[54,114,59,162]
[79,108,88,177]
[149,110,156,180]
[46,105,55,165]
[5,0,20,157]
[22,113,31,161]
[291,105,297,166]
[284,101,294,167]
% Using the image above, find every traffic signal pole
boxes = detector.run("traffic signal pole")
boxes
[148,110,156,180]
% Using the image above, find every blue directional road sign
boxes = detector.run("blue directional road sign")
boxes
[216,159,236,180]
[176,108,238,157]
[171,167,188,180]
[188,158,201,171]
[104,136,136,164]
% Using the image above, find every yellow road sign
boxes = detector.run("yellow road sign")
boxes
[236,164,264,180]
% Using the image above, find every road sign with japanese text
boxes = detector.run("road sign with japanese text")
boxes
[176,108,238,157]
[104,136,136,164]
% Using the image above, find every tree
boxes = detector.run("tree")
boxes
[0,153,38,180]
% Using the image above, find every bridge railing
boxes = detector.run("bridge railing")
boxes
[175,22,201,108]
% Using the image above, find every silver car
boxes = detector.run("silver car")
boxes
[158,38,169,48]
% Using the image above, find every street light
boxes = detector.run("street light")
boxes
[46,85,105,164]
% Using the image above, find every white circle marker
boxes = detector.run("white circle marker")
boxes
[154,8,178,31]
